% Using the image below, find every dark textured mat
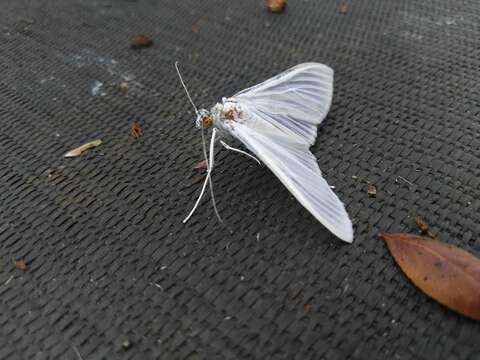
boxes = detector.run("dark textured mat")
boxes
[1,0,480,359]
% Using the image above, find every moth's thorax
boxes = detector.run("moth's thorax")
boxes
[211,98,244,133]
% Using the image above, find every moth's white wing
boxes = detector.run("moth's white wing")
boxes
[233,62,334,146]
[228,121,354,243]
[218,62,352,241]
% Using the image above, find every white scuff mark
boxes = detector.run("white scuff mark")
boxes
[342,277,350,294]
[67,49,137,83]
[396,175,414,187]
[436,18,457,26]
[40,76,56,84]
[66,49,144,95]
[3,275,13,286]
[154,283,164,291]
[400,11,464,27]
[383,12,466,41]
[150,282,164,291]
[400,31,424,41]
[91,81,106,96]
[160,266,167,270]
[121,74,135,82]
[72,346,84,360]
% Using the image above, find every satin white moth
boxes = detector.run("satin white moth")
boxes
[176,62,354,243]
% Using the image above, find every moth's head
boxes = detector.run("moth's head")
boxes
[196,109,213,129]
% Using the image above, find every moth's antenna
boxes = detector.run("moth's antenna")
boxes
[175,61,198,115]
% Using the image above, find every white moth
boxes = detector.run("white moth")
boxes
[176,62,354,243]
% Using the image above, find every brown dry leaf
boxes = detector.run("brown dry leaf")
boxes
[193,160,208,170]
[191,17,204,33]
[130,34,153,49]
[265,0,286,13]
[131,121,143,139]
[381,233,480,320]
[14,259,28,271]
[367,184,377,197]
[64,139,102,158]
[339,2,348,14]
[303,303,313,313]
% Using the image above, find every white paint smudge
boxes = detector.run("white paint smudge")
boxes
[66,49,135,82]
[91,81,106,96]
[3,275,13,286]
[436,18,457,26]
[400,31,424,41]
[40,76,56,84]
[64,49,152,97]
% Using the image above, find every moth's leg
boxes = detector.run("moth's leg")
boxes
[183,128,219,224]
[206,129,223,223]
[220,140,261,165]
[201,128,223,223]
[202,128,223,224]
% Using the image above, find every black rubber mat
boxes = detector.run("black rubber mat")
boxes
[1,0,479,359]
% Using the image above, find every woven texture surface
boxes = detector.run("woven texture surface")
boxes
[1,0,480,359]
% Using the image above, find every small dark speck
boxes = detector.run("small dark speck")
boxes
[434,261,442,268]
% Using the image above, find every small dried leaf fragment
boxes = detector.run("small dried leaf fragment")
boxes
[14,259,28,271]
[117,81,129,93]
[415,214,429,233]
[64,139,102,158]
[130,34,153,49]
[415,214,435,238]
[339,2,348,14]
[265,0,286,13]
[382,233,480,320]
[121,339,132,350]
[193,160,208,170]
[191,17,204,33]
[367,184,377,197]
[131,121,143,139]
[303,303,312,313]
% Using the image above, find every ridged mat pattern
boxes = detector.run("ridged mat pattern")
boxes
[0,0,479,359]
